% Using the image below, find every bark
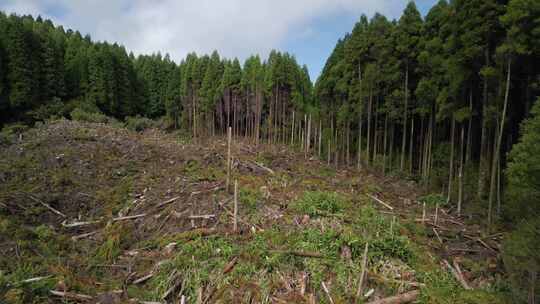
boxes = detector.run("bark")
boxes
[367,87,373,165]
[400,63,409,171]
[367,290,419,304]
[447,117,455,204]
[357,114,363,170]
[409,116,414,174]
[478,49,490,199]
[458,124,465,216]
[488,58,511,225]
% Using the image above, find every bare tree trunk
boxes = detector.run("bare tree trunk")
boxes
[318,119,322,157]
[488,58,511,226]
[466,90,473,164]
[383,112,389,174]
[400,63,409,171]
[529,269,537,304]
[478,50,490,199]
[367,88,373,166]
[357,114,363,170]
[291,111,295,146]
[447,117,455,204]
[458,124,465,216]
[409,116,414,174]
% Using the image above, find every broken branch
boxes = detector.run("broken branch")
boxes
[367,194,394,210]
[366,290,419,304]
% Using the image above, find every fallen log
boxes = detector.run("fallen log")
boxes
[269,250,324,258]
[321,281,335,304]
[443,259,471,290]
[62,220,101,228]
[50,290,93,301]
[19,275,51,284]
[113,213,147,221]
[453,259,472,290]
[223,256,238,274]
[157,196,180,208]
[367,290,419,304]
[367,194,394,210]
[133,273,154,284]
[72,230,99,241]
[188,214,216,220]
[26,194,66,217]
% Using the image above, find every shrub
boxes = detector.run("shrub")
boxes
[70,108,110,124]
[125,115,155,132]
[292,191,347,217]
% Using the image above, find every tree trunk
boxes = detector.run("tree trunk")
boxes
[383,112,389,174]
[478,50,490,199]
[357,114,363,170]
[458,124,465,216]
[367,88,373,165]
[466,90,473,164]
[409,116,414,174]
[488,58,511,225]
[447,117,455,204]
[400,63,409,171]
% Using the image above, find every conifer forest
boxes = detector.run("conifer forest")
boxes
[1,1,540,303]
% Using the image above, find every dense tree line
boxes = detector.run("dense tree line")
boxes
[315,1,539,300]
[0,12,312,146]
[316,0,540,218]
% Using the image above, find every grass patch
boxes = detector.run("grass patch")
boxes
[292,191,348,217]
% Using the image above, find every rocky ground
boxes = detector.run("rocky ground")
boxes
[0,120,509,303]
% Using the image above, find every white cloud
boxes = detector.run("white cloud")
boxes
[1,0,413,62]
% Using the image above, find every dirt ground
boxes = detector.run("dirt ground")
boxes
[0,120,508,303]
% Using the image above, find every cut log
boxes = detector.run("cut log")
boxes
[443,259,471,290]
[72,230,99,241]
[269,250,324,258]
[133,273,154,284]
[367,290,419,304]
[356,242,370,298]
[223,256,238,274]
[453,259,472,290]
[20,276,51,283]
[188,214,216,220]
[157,196,180,208]
[113,213,147,221]
[50,290,93,301]
[321,281,335,304]
[27,194,66,217]
[367,194,394,210]
[62,220,101,228]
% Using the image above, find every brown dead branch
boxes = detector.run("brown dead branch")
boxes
[50,290,93,302]
[366,290,419,304]
[269,250,324,258]
[223,256,238,274]
[157,196,180,208]
[25,193,66,217]
[71,230,99,241]
[112,213,147,221]
[443,259,471,290]
[367,194,394,210]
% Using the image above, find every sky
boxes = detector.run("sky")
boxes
[0,0,438,81]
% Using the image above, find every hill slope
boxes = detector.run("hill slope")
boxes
[0,120,508,303]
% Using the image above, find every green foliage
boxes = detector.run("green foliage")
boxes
[70,108,110,124]
[418,193,447,206]
[125,115,155,132]
[292,191,347,217]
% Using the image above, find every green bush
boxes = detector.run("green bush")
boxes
[70,108,110,123]
[292,191,347,217]
[419,193,447,206]
[125,115,155,132]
